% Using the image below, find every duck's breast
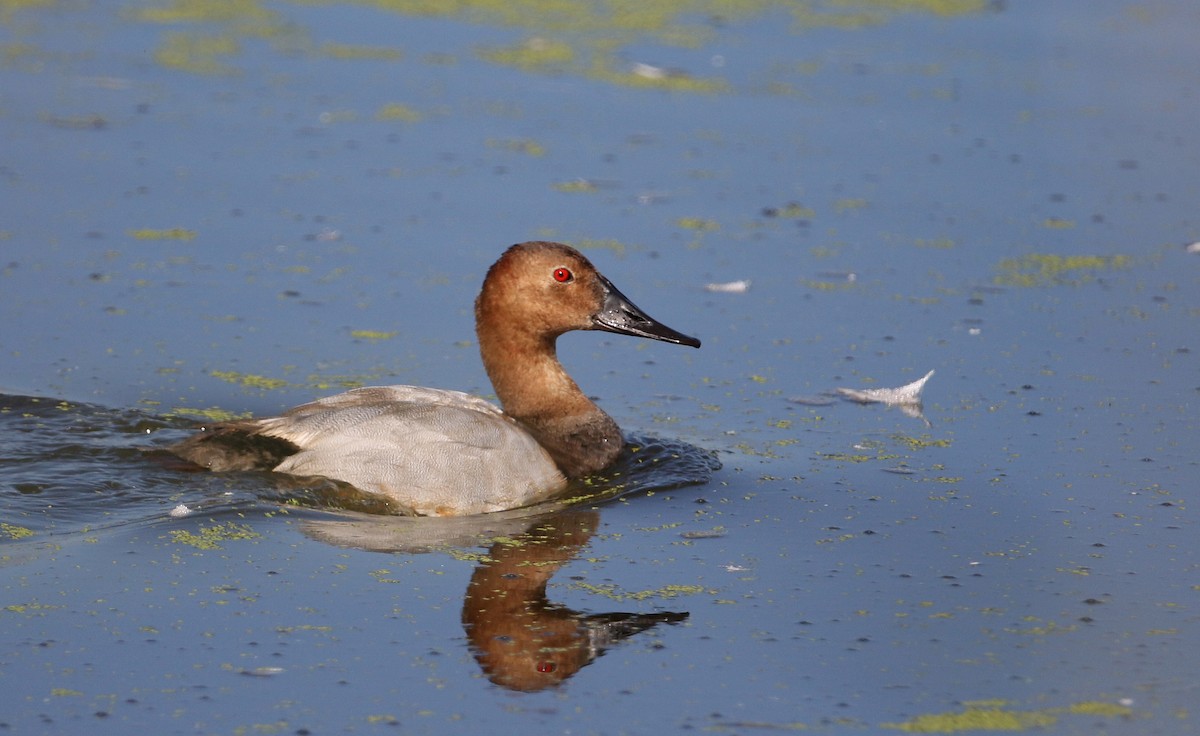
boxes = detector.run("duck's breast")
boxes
[258,386,567,516]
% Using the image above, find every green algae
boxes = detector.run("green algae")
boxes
[1042,217,1075,229]
[478,36,575,69]
[884,707,1056,732]
[835,197,869,213]
[794,0,986,29]
[568,581,706,602]
[893,433,951,450]
[883,701,1134,733]
[135,0,296,74]
[349,329,398,341]
[319,42,402,60]
[993,253,1132,287]
[168,521,261,550]
[209,370,288,390]
[553,179,599,193]
[129,227,198,241]
[868,0,987,15]
[677,216,720,231]
[124,0,987,92]
[0,1,52,22]
[486,137,548,156]
[1066,702,1134,717]
[4,601,62,614]
[305,373,371,390]
[573,238,628,256]
[0,522,34,540]
[166,406,252,422]
[154,31,240,74]
[132,0,277,24]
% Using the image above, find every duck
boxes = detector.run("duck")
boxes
[168,241,700,516]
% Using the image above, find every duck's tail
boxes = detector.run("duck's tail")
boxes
[167,420,299,472]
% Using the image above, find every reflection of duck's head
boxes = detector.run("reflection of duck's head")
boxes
[168,241,700,516]
[462,510,688,691]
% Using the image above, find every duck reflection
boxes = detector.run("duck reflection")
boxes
[302,507,688,691]
[462,510,686,691]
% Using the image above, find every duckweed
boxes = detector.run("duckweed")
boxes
[375,103,422,122]
[569,581,706,602]
[883,700,1133,733]
[129,227,197,241]
[209,370,288,390]
[1,522,35,540]
[168,521,261,550]
[993,253,1132,287]
[349,330,398,341]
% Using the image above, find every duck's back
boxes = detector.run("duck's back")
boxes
[174,386,568,516]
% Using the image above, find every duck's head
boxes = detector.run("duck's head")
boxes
[475,241,700,348]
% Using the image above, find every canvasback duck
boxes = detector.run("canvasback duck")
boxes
[168,241,700,516]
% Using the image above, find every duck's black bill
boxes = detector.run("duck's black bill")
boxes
[592,275,701,348]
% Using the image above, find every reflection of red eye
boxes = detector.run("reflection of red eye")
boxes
[553,268,573,283]
[537,661,557,673]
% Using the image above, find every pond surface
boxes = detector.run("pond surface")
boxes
[2,0,1198,733]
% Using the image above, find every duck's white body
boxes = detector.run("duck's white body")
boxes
[257,386,565,516]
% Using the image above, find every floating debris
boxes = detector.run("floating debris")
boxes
[635,191,671,205]
[680,527,726,540]
[168,503,192,518]
[630,62,695,82]
[1186,241,1200,254]
[704,279,751,293]
[632,62,668,80]
[787,394,837,407]
[838,370,933,405]
[837,370,934,424]
[41,113,107,130]
[240,667,285,677]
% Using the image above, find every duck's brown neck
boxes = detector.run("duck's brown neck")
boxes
[477,328,623,478]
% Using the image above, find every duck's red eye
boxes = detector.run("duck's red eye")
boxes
[553,267,573,283]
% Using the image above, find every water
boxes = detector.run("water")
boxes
[2,0,1198,733]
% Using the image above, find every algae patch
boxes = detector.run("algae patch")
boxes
[4,601,62,615]
[129,227,198,241]
[209,370,288,390]
[374,103,422,122]
[993,253,1132,287]
[154,32,240,75]
[794,0,986,29]
[1,522,35,540]
[349,329,398,341]
[165,406,252,422]
[168,521,260,550]
[892,433,951,450]
[486,137,548,157]
[478,37,575,70]
[568,581,706,602]
[882,700,1133,732]
[319,42,403,61]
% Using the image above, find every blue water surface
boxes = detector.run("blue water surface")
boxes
[2,1,1198,733]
